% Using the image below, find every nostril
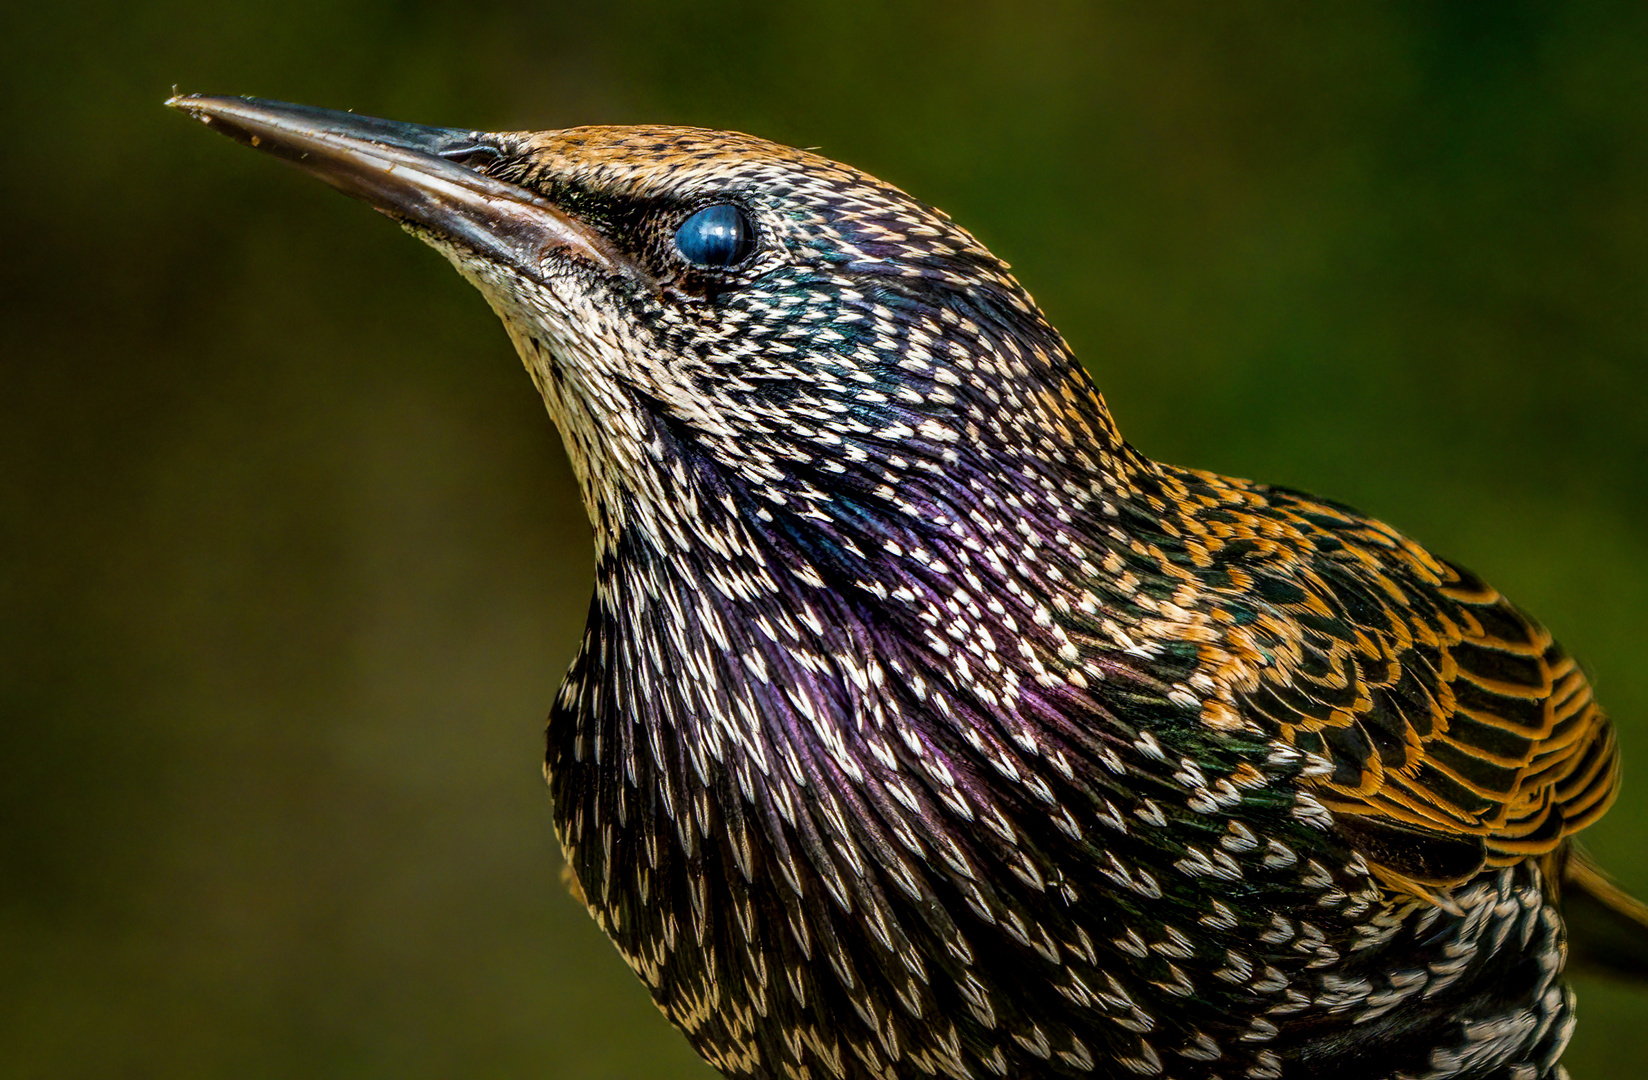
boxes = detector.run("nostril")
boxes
[437,137,502,168]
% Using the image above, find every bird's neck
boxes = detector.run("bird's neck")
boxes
[583,366,1196,726]
[518,294,1208,732]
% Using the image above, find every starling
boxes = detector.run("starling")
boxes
[169,95,1648,1080]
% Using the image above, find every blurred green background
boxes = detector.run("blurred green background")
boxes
[3,1,1645,1076]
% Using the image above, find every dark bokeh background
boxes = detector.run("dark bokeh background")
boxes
[3,2,1645,1076]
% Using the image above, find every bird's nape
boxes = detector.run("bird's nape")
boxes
[170,94,1645,1080]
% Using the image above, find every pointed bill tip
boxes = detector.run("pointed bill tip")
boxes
[164,92,218,130]
[165,92,244,123]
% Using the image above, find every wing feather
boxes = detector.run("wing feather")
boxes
[1174,474,1620,888]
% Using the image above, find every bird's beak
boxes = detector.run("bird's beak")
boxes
[166,94,633,279]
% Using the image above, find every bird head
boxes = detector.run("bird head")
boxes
[168,97,1146,576]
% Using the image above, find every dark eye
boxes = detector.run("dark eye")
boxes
[674,204,756,268]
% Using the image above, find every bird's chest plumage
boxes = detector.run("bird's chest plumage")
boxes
[543,520,1573,1080]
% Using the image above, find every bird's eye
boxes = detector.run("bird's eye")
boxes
[674,204,756,268]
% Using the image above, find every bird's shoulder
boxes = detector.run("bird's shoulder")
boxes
[1101,466,1619,894]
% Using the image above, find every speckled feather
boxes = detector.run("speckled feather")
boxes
[401,126,1626,1080]
[208,113,1624,1080]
